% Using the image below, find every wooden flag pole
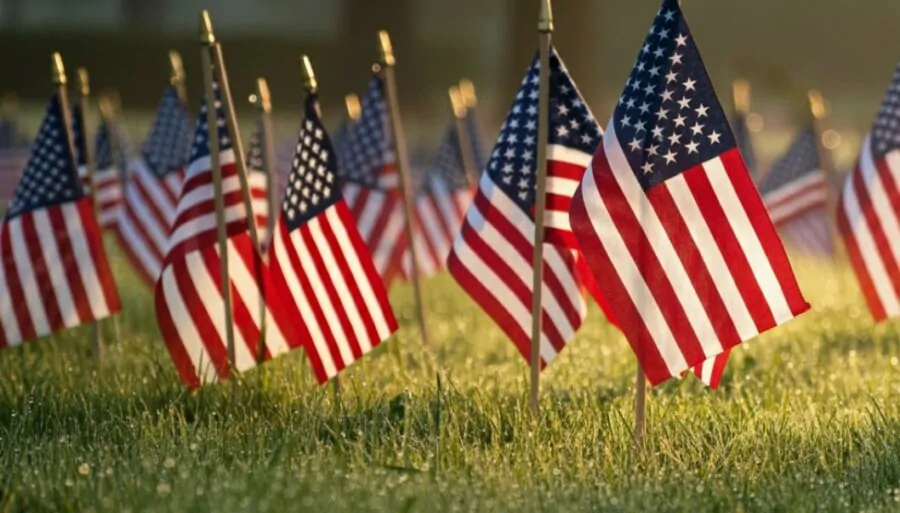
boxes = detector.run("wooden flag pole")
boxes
[808,90,841,258]
[250,77,277,254]
[528,0,553,413]
[97,94,122,342]
[300,56,341,397]
[200,12,238,393]
[344,94,361,122]
[169,50,189,108]
[458,79,481,184]
[75,67,105,364]
[377,30,430,349]
[634,365,646,447]
[448,86,479,186]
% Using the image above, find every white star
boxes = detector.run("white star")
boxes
[684,78,697,91]
[663,9,675,22]
[643,83,655,96]
[646,144,660,156]
[661,89,674,102]
[522,150,534,162]
[636,61,646,73]
[641,43,652,55]
[707,130,722,144]
[629,137,643,152]
[677,97,691,110]
[524,135,536,146]
[695,104,709,118]
[558,104,570,116]
[581,133,593,145]
[639,102,650,114]
[685,140,700,154]
[622,115,632,127]
[675,34,688,47]
[670,53,683,65]
[635,120,647,133]
[663,149,677,164]
[570,119,581,131]
[631,80,642,92]
[658,28,670,40]
[556,126,570,138]
[656,107,669,120]
[652,126,665,140]
[642,161,654,174]
[505,148,516,159]
[502,163,513,174]
[653,47,665,59]
[674,114,687,127]
[527,105,538,116]
[626,98,636,109]
[690,122,705,136]
[526,120,537,131]
[649,66,661,78]
[668,132,681,146]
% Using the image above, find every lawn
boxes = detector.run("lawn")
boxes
[1,243,899,512]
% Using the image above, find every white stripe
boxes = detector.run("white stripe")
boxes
[700,356,714,385]
[32,209,78,326]
[371,204,404,274]
[167,203,251,252]
[0,231,21,345]
[9,217,50,335]
[762,171,826,207]
[354,190,384,238]
[291,227,355,366]
[546,176,580,199]
[135,159,180,222]
[326,207,393,341]
[160,264,218,384]
[419,195,449,260]
[116,210,162,279]
[704,157,793,323]
[548,144,593,167]
[175,174,243,218]
[863,145,900,265]
[766,188,828,224]
[544,210,572,233]
[604,128,723,358]
[271,225,338,376]
[62,203,111,319]
[125,170,173,252]
[342,184,360,210]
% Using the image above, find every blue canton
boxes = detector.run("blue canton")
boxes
[615,0,736,192]
[7,94,83,219]
[282,93,340,229]
[189,80,233,164]
[141,87,192,177]
[871,65,900,159]
[486,47,601,215]
[758,128,819,196]
[71,103,88,167]
[246,121,264,170]
[94,121,114,170]
[335,76,391,189]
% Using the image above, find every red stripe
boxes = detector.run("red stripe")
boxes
[719,150,808,317]
[132,171,174,242]
[170,189,248,231]
[112,214,159,289]
[75,200,120,313]
[154,275,201,388]
[232,234,274,360]
[176,254,231,379]
[836,171,886,320]
[569,186,671,384]
[268,221,315,352]
[545,228,578,249]
[547,159,587,181]
[1,225,34,341]
[21,213,63,332]
[160,171,183,204]
[47,206,92,323]
[348,187,370,220]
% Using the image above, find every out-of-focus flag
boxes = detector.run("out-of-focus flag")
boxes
[0,113,29,203]
[759,129,833,256]
[244,121,274,249]
[92,120,125,228]
[838,65,900,321]
[731,80,758,179]
[569,0,809,386]
[336,76,406,286]
[71,103,91,189]
[270,93,398,383]
[114,87,192,287]
[0,93,120,349]
[155,80,297,388]
[447,49,587,368]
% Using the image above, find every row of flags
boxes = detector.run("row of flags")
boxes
[1,0,897,393]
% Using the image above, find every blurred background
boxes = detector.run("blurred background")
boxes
[2,0,899,169]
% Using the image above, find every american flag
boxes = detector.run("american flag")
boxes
[0,116,29,204]
[447,49,587,368]
[337,76,406,286]
[838,64,900,322]
[71,103,91,189]
[270,93,398,383]
[155,79,298,388]
[733,107,757,180]
[759,129,833,256]
[244,121,275,249]
[0,93,120,349]
[464,107,489,171]
[114,87,192,287]
[92,119,125,229]
[569,0,809,386]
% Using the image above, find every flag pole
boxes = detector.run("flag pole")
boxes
[169,50,189,108]
[808,90,840,258]
[528,0,553,413]
[300,55,342,398]
[377,30,430,348]
[249,77,277,255]
[458,79,481,184]
[344,94,361,122]
[199,11,238,392]
[75,67,105,364]
[448,86,479,186]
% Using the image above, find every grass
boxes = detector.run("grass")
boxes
[2,244,900,512]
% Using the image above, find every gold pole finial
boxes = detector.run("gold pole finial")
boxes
[732,79,751,114]
[300,55,318,93]
[538,0,554,33]
[377,30,396,67]
[52,52,67,85]
[199,10,216,45]
[344,94,361,121]
[76,67,90,97]
[459,79,477,108]
[169,50,186,86]
[808,89,827,120]
[449,86,466,119]
[252,78,272,113]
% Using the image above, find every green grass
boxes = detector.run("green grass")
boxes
[2,246,900,512]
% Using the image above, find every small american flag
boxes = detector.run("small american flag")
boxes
[337,76,406,287]
[0,117,29,204]
[569,0,809,386]
[0,93,120,349]
[838,64,900,321]
[244,121,274,249]
[155,79,298,388]
[733,109,757,180]
[464,107,489,171]
[270,93,398,383]
[114,87,192,287]
[759,129,833,256]
[447,49,587,368]
[92,119,125,229]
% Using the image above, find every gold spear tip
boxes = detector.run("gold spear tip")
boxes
[538,0,554,33]
[344,93,361,121]
[459,79,477,108]
[256,77,272,113]
[300,55,318,92]
[449,86,466,119]
[51,52,67,85]
[199,10,216,45]
[377,30,396,67]
[169,50,186,85]
[732,78,751,114]
[808,89,827,120]
[98,94,115,120]
[76,67,90,96]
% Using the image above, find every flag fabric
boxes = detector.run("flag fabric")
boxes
[114,87,192,287]
[155,79,298,388]
[0,116,29,203]
[244,121,274,249]
[0,94,120,349]
[569,0,809,386]
[92,120,125,228]
[71,103,92,190]
[447,49,587,367]
[838,65,900,322]
[464,107,489,171]
[759,129,833,256]
[337,76,407,286]
[270,93,398,383]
